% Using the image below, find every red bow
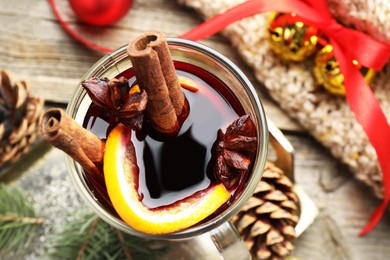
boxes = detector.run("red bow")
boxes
[181,0,390,236]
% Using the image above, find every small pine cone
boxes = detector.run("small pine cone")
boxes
[0,70,44,166]
[232,161,299,260]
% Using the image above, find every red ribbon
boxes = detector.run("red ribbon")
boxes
[181,0,390,236]
[48,0,112,53]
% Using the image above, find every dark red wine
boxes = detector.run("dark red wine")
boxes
[83,61,245,209]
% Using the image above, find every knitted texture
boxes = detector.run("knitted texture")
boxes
[178,0,390,199]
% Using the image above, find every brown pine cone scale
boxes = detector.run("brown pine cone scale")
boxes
[0,70,44,167]
[232,161,300,260]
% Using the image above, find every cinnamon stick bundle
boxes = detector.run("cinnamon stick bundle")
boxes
[127,31,188,137]
[40,108,114,209]
[40,108,105,176]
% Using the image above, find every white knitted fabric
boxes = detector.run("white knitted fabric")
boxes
[178,0,390,199]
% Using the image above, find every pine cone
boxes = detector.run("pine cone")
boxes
[232,161,299,260]
[0,70,44,166]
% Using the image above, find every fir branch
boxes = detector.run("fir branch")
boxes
[0,215,44,224]
[0,183,43,253]
[76,217,99,260]
[115,229,133,260]
[47,212,169,260]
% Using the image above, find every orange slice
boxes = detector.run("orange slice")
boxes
[178,75,199,92]
[131,76,199,94]
[104,123,231,234]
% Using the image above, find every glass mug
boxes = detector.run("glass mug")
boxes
[66,37,268,259]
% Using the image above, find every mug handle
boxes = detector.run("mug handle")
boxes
[177,221,251,259]
[206,221,252,259]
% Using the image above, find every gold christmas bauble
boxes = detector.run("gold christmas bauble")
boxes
[313,44,375,95]
[268,13,319,62]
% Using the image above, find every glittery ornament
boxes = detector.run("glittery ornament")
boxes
[313,44,375,95]
[268,13,319,62]
[69,0,133,26]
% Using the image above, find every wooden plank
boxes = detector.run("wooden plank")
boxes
[292,213,353,260]
[288,134,390,260]
[2,1,390,260]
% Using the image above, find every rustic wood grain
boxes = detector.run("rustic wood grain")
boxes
[292,213,353,260]
[1,0,390,259]
[288,135,390,260]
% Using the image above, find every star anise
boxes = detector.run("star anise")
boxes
[212,115,257,189]
[82,77,148,130]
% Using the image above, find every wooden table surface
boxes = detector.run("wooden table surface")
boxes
[1,0,390,259]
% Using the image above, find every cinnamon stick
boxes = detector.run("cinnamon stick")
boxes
[40,108,105,175]
[127,31,188,137]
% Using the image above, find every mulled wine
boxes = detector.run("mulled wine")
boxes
[60,35,268,242]
[83,61,249,210]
